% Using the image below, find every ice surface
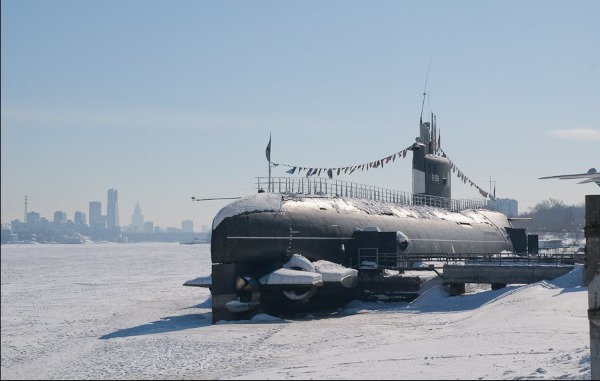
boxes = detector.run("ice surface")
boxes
[0,243,591,380]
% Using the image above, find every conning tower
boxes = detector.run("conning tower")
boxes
[411,115,451,201]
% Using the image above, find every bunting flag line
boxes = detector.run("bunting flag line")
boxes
[268,144,415,180]
[440,148,495,200]
[264,135,494,200]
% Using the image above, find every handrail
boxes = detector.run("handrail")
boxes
[256,176,496,212]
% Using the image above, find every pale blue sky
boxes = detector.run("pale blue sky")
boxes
[2,0,599,230]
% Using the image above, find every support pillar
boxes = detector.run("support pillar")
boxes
[585,195,600,380]
[447,282,465,295]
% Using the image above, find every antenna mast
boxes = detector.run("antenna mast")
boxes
[420,54,433,124]
[487,177,496,199]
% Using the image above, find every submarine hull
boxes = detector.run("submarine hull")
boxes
[208,193,513,322]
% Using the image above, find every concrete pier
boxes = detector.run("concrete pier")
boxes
[442,264,574,294]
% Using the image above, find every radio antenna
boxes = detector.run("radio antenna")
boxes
[420,54,433,124]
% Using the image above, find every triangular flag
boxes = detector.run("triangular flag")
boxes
[265,135,271,162]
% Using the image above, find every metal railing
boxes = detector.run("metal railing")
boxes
[407,252,584,266]
[257,176,493,212]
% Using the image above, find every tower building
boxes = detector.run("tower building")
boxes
[89,201,102,228]
[131,200,144,231]
[107,189,120,229]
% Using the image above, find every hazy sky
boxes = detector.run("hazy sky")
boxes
[2,0,599,229]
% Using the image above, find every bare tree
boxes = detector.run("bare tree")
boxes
[512,198,585,241]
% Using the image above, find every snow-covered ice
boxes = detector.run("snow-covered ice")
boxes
[0,242,591,379]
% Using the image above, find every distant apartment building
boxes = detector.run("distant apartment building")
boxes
[106,189,119,229]
[143,221,154,233]
[26,211,41,224]
[181,220,194,233]
[89,201,102,228]
[496,198,519,218]
[53,211,67,224]
[74,211,87,226]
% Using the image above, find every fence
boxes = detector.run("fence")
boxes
[257,176,493,212]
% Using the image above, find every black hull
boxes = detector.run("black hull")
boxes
[212,194,513,264]
[207,193,514,323]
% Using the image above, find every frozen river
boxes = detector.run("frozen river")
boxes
[0,242,591,379]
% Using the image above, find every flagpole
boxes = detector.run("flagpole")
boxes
[266,133,272,192]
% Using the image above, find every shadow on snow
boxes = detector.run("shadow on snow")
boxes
[99,297,214,339]
[99,312,212,339]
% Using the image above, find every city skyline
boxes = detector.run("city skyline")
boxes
[2,189,208,233]
[2,1,599,228]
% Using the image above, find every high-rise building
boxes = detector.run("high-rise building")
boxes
[53,211,67,224]
[131,201,144,231]
[26,211,41,224]
[107,189,119,229]
[89,201,102,227]
[74,211,87,226]
[182,220,194,233]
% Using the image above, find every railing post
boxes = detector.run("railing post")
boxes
[257,177,488,212]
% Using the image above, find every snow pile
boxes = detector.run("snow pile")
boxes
[259,267,322,286]
[313,260,358,285]
[549,264,585,288]
[212,193,283,228]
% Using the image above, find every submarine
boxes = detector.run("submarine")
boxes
[186,114,520,323]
